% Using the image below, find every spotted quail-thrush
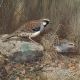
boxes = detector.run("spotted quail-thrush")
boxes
[2,18,50,43]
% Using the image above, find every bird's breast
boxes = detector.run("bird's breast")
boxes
[30,31,40,38]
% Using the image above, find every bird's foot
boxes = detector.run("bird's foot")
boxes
[29,37,40,45]
[31,40,40,45]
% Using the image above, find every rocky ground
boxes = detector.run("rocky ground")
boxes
[0,34,80,80]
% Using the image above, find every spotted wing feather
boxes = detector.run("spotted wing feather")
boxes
[2,20,41,41]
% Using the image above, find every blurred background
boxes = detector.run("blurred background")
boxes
[0,0,80,52]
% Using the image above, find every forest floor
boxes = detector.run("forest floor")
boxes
[0,45,80,80]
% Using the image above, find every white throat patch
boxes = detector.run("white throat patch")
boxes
[42,22,47,26]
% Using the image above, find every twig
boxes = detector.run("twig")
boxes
[53,24,63,41]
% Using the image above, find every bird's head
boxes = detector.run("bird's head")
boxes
[41,18,50,27]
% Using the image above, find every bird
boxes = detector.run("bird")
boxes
[54,40,76,53]
[2,18,50,43]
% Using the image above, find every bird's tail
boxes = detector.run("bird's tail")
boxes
[2,33,15,42]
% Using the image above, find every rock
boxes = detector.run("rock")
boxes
[41,67,79,80]
[0,34,44,63]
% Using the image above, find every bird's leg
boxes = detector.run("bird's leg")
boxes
[29,36,40,45]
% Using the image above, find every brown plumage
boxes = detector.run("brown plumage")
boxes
[2,18,50,42]
[16,20,40,32]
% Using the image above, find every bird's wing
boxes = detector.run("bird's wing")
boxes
[20,20,41,32]
[32,27,40,32]
[2,20,41,41]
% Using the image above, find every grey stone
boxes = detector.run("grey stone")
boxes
[0,34,44,63]
[41,67,78,80]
